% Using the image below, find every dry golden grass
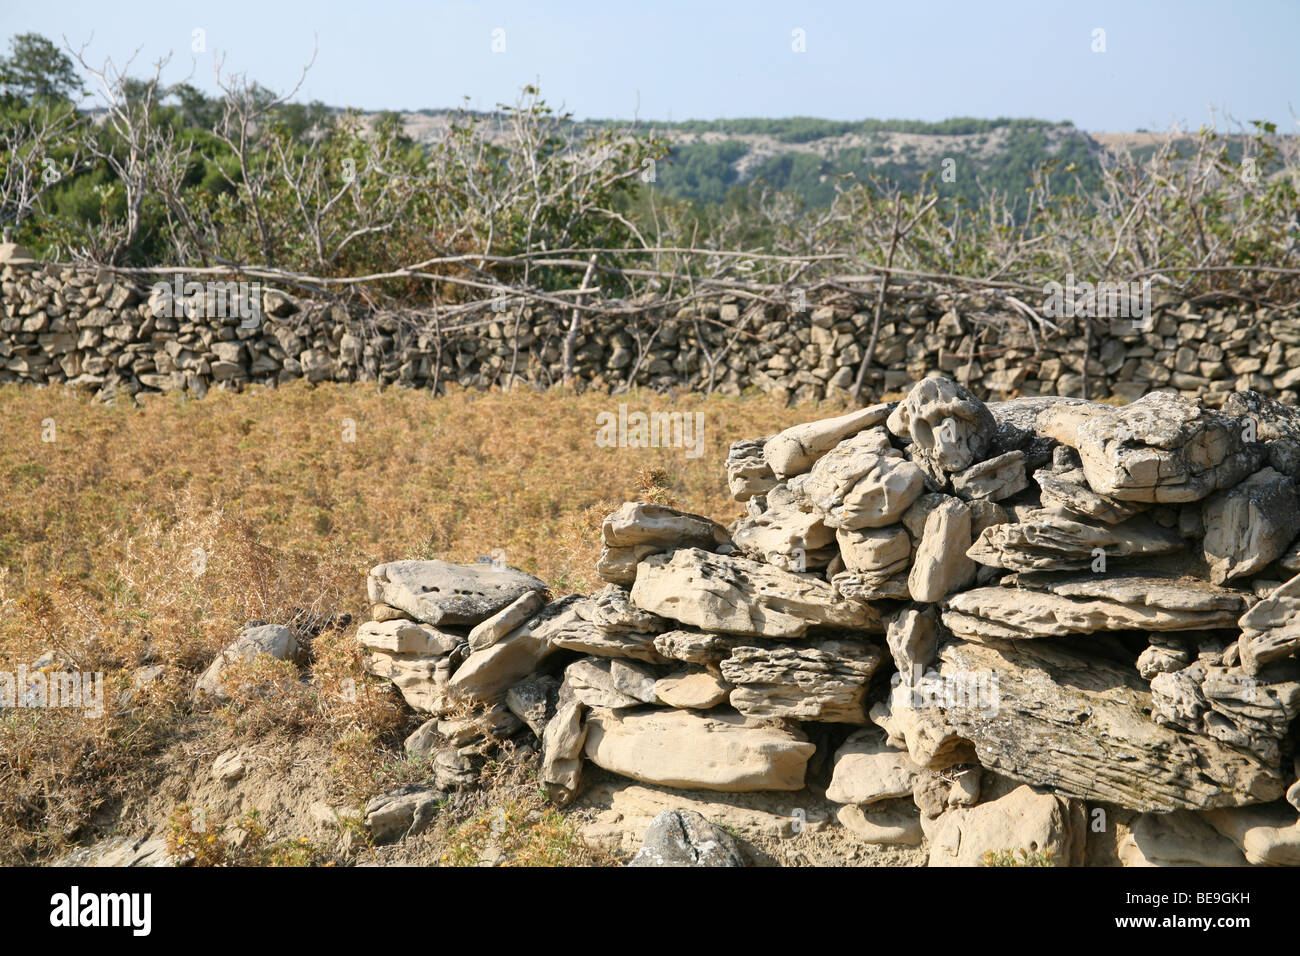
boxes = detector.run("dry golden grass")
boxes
[0,379,853,862]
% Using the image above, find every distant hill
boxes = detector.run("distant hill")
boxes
[383,112,1114,209]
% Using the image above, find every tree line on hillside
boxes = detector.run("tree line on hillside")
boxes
[1,32,1295,311]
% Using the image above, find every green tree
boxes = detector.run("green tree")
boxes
[0,33,82,103]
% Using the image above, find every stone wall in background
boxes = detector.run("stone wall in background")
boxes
[3,251,1299,406]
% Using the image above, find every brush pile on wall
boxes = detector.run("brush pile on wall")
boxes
[353,374,1300,865]
[4,246,1300,408]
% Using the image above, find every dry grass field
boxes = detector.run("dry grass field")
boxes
[0,380,856,864]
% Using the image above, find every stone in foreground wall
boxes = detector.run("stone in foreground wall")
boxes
[3,247,1300,406]
[345,376,1300,865]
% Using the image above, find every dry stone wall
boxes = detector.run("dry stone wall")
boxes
[4,249,1300,407]
[344,375,1300,866]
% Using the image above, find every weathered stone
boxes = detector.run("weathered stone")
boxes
[836,524,911,574]
[1201,467,1300,584]
[365,785,442,843]
[788,427,926,530]
[601,501,730,552]
[1239,572,1300,675]
[1035,450,1147,525]
[720,640,884,723]
[951,450,1027,501]
[653,670,731,709]
[763,402,893,479]
[1118,811,1247,867]
[356,618,463,656]
[1038,392,1261,503]
[505,674,560,738]
[987,396,1096,471]
[466,590,545,652]
[825,727,922,805]
[631,548,883,638]
[563,657,660,709]
[1203,804,1300,866]
[869,681,975,770]
[446,596,571,702]
[935,638,1285,811]
[366,560,545,627]
[726,436,778,501]
[194,624,298,700]
[886,605,939,683]
[651,629,749,666]
[627,809,746,867]
[367,651,454,714]
[1150,657,1300,766]
[887,376,997,480]
[730,494,835,571]
[908,498,977,601]
[582,708,815,792]
[540,699,588,805]
[538,595,664,663]
[1222,388,1300,479]
[967,510,1185,572]
[835,802,923,846]
[942,572,1247,641]
[927,785,1085,867]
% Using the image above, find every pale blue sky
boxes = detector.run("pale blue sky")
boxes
[2,1,1296,131]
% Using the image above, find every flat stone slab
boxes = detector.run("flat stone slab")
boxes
[367,559,546,627]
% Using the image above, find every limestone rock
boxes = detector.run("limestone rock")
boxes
[825,728,922,805]
[836,524,911,575]
[653,670,732,709]
[934,638,1285,811]
[631,548,883,638]
[583,708,815,792]
[788,427,926,530]
[367,651,455,714]
[366,559,546,627]
[942,572,1247,641]
[987,396,1097,471]
[726,436,778,500]
[1239,572,1300,676]
[730,494,835,571]
[1035,447,1147,525]
[652,629,750,666]
[886,376,997,480]
[886,605,939,684]
[194,624,298,700]
[869,681,975,770]
[927,785,1085,867]
[365,785,442,843]
[505,674,559,738]
[540,594,664,664]
[540,699,588,805]
[446,596,571,702]
[563,657,660,709]
[627,809,746,867]
[966,510,1184,572]
[763,402,893,480]
[466,590,545,652]
[1203,803,1300,866]
[1037,391,1261,503]
[1118,812,1247,867]
[1222,388,1300,479]
[601,501,730,552]
[908,498,977,601]
[951,450,1027,501]
[356,618,463,656]
[1201,467,1300,584]
[835,802,923,846]
[720,640,884,723]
